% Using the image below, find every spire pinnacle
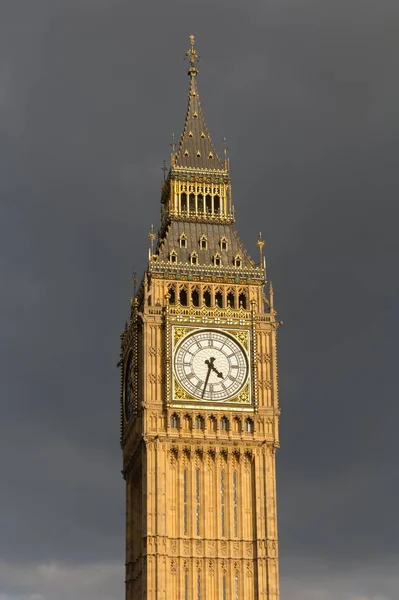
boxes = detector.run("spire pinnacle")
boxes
[185,34,199,77]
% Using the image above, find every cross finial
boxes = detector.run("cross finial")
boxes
[185,34,199,76]
[257,232,265,268]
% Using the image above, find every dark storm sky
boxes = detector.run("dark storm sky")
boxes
[1,1,398,599]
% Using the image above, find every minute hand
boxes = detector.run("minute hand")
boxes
[202,363,213,399]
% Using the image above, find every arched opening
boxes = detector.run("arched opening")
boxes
[206,194,212,213]
[203,289,211,307]
[195,415,204,430]
[170,414,179,429]
[179,288,188,306]
[197,194,204,213]
[221,417,229,432]
[214,195,220,213]
[209,416,217,432]
[181,192,187,212]
[192,288,200,307]
[244,418,254,433]
[168,285,176,304]
[233,417,241,433]
[239,292,247,309]
[227,291,235,308]
[215,291,223,307]
[189,193,195,213]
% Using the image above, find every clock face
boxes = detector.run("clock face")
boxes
[174,329,249,401]
[124,353,134,421]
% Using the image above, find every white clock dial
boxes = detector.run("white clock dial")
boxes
[174,329,249,401]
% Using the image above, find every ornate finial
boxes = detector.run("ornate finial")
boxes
[148,224,156,256]
[257,232,265,267]
[162,160,167,182]
[170,133,176,153]
[223,137,229,170]
[132,271,137,297]
[185,34,200,76]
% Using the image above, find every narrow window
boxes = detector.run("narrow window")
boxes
[199,235,207,250]
[233,471,238,537]
[205,194,212,213]
[197,572,201,600]
[214,255,221,267]
[190,252,198,265]
[195,415,204,429]
[168,286,176,305]
[220,238,228,251]
[227,291,235,308]
[189,193,195,213]
[184,571,189,600]
[245,418,254,433]
[196,468,200,535]
[192,289,200,307]
[215,291,223,307]
[234,255,242,267]
[179,288,188,306]
[239,292,247,309]
[170,251,177,264]
[203,290,211,308]
[197,194,204,213]
[180,235,187,248]
[181,192,187,212]
[171,414,179,428]
[221,417,229,431]
[235,574,239,600]
[221,471,225,537]
[183,469,188,535]
[214,195,220,213]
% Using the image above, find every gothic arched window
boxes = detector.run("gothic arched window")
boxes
[195,415,204,430]
[179,234,187,248]
[215,290,223,307]
[203,288,211,308]
[168,285,176,305]
[221,416,229,431]
[213,253,221,267]
[239,291,247,309]
[191,287,200,307]
[227,290,235,308]
[179,288,188,306]
[199,235,207,250]
[244,418,254,433]
[234,254,242,268]
[170,413,179,429]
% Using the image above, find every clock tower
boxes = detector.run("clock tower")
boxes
[120,36,281,600]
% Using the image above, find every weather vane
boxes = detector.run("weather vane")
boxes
[185,34,200,76]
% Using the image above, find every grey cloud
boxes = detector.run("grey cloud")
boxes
[1,0,398,596]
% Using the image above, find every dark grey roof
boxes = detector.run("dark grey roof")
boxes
[174,74,225,172]
[155,220,255,269]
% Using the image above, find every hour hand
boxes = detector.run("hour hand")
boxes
[210,363,224,379]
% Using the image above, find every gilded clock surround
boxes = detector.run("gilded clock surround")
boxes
[119,36,280,600]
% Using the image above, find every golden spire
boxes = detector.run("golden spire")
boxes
[185,34,200,77]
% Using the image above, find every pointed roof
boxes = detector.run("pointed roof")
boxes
[173,36,225,172]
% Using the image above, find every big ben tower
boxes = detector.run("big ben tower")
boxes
[120,36,280,600]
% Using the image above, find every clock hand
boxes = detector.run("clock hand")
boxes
[202,358,214,398]
[208,358,224,379]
